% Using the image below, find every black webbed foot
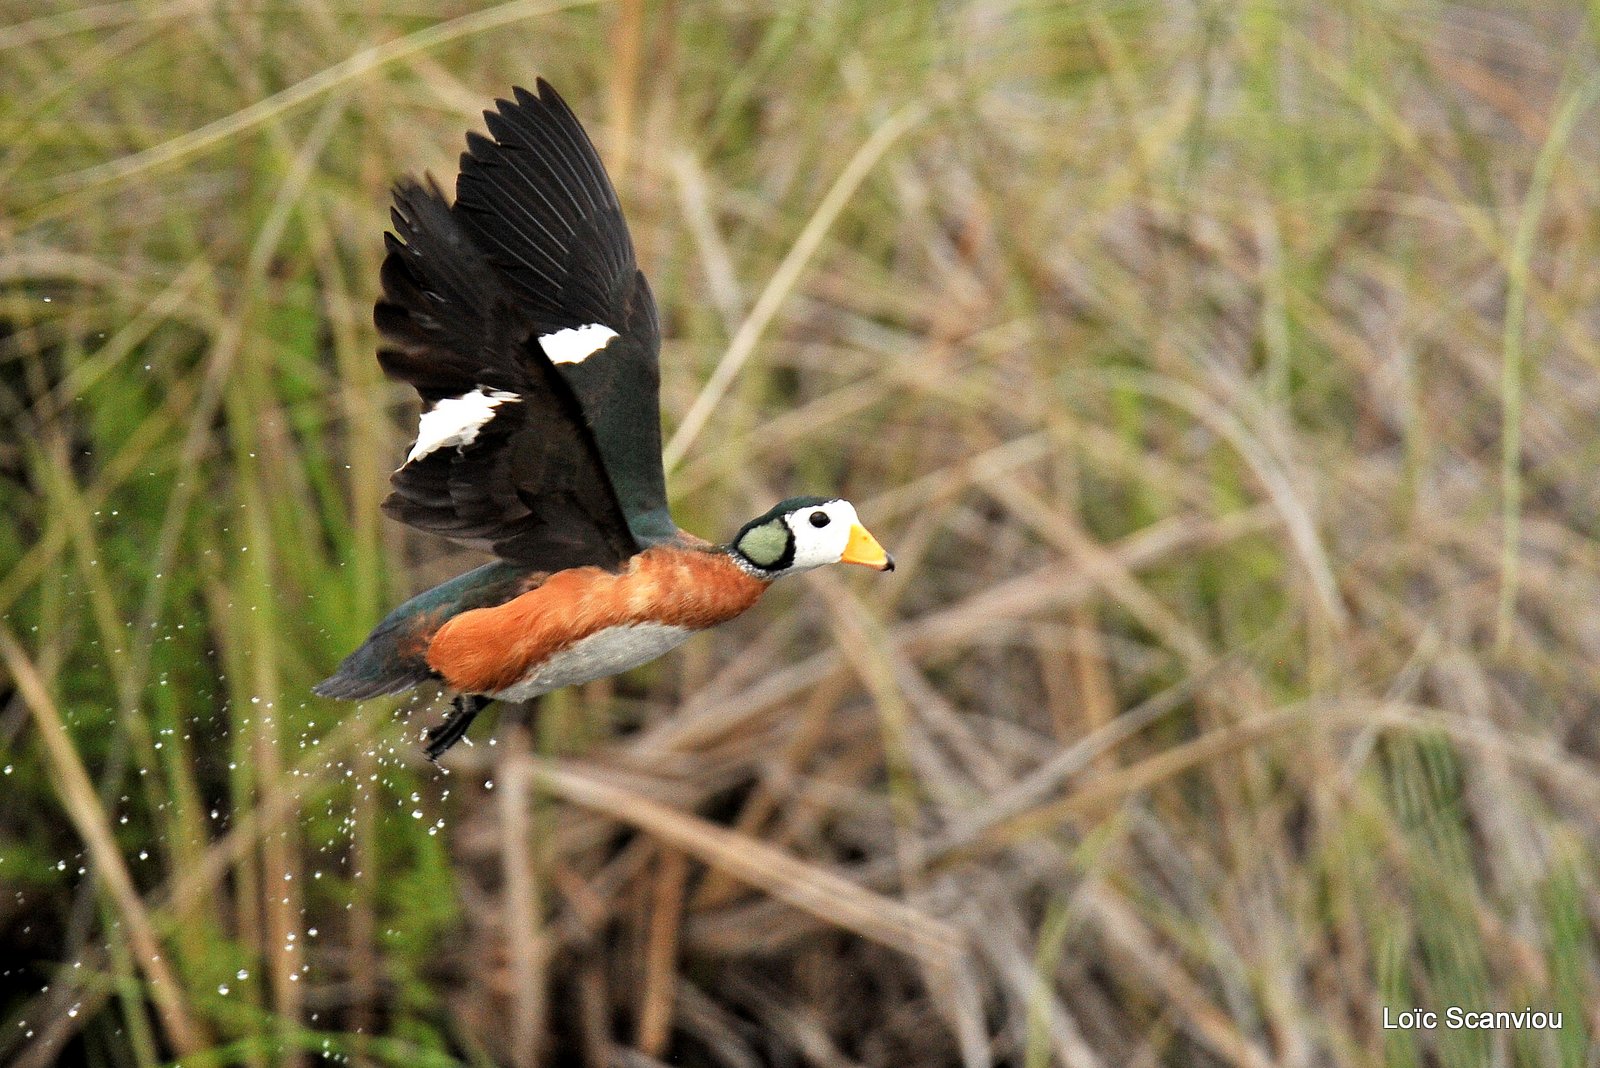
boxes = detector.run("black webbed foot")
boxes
[424,694,491,762]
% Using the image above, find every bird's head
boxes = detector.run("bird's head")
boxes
[729,497,894,579]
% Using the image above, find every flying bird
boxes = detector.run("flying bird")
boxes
[315,80,894,759]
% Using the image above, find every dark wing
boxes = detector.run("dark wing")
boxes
[452,79,675,546]
[375,179,639,571]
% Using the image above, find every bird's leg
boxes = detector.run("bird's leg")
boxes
[424,693,491,762]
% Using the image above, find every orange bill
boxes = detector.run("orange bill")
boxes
[841,523,895,571]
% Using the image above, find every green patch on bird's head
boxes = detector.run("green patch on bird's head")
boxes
[735,520,789,568]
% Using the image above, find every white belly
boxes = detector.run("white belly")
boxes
[490,623,693,702]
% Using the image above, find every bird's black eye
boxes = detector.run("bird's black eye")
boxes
[809,511,830,528]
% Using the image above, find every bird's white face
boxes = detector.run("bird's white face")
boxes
[783,499,864,572]
[785,499,896,574]
[732,497,894,577]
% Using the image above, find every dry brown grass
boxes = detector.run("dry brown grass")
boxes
[3,2,1600,1066]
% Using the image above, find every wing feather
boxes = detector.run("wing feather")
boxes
[452,80,674,544]
[375,179,638,571]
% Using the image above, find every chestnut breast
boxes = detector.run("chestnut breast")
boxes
[425,546,768,696]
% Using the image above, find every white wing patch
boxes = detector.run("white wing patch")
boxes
[539,323,618,365]
[405,387,520,464]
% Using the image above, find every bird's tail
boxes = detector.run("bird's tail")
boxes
[312,636,435,701]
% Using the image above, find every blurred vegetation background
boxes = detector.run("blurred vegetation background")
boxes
[4,1,1600,1065]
